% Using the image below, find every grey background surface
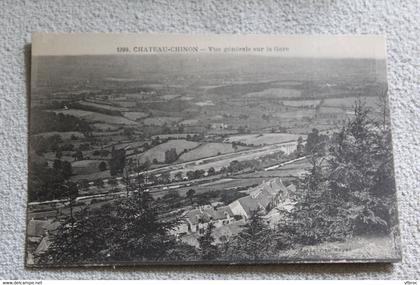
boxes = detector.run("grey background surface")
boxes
[0,0,418,280]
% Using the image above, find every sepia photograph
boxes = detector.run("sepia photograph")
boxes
[26,34,401,267]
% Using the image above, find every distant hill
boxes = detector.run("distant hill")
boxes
[31,55,387,98]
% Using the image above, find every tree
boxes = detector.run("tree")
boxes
[232,142,238,152]
[160,172,171,184]
[73,150,83,161]
[164,148,178,164]
[186,170,195,180]
[38,184,180,265]
[111,190,179,261]
[327,100,395,235]
[38,206,110,265]
[174,171,183,181]
[207,167,216,176]
[55,149,63,159]
[139,158,151,171]
[108,178,118,188]
[238,126,246,134]
[29,162,63,202]
[279,100,397,248]
[61,161,73,179]
[194,169,205,179]
[304,128,328,156]
[186,189,196,204]
[30,110,92,137]
[98,161,107,172]
[109,147,125,176]
[229,211,273,261]
[296,136,304,157]
[152,136,161,146]
[94,179,104,188]
[198,223,218,260]
[123,127,135,138]
[78,179,89,190]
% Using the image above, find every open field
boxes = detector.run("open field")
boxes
[142,116,182,126]
[71,160,105,175]
[151,133,195,140]
[159,142,299,176]
[70,170,110,182]
[32,131,85,140]
[224,133,303,146]
[151,177,265,199]
[283,99,321,107]
[78,100,129,112]
[245,88,301,99]
[114,141,147,151]
[123,111,149,121]
[138,139,200,164]
[51,109,138,125]
[114,101,136,108]
[161,94,181,100]
[179,119,199,126]
[177,142,249,162]
[323,96,379,108]
[274,109,316,119]
[92,123,121,131]
[42,152,74,163]
[237,158,311,179]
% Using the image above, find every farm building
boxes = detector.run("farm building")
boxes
[228,177,288,219]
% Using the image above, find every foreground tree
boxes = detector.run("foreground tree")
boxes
[38,183,183,264]
[327,100,396,236]
[111,190,180,261]
[228,211,274,261]
[278,100,398,247]
[198,223,218,260]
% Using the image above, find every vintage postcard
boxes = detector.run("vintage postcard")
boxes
[27,33,401,266]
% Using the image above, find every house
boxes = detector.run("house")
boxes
[263,183,297,227]
[171,205,235,236]
[228,178,288,219]
[26,219,60,263]
[27,219,60,244]
[211,123,228,130]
